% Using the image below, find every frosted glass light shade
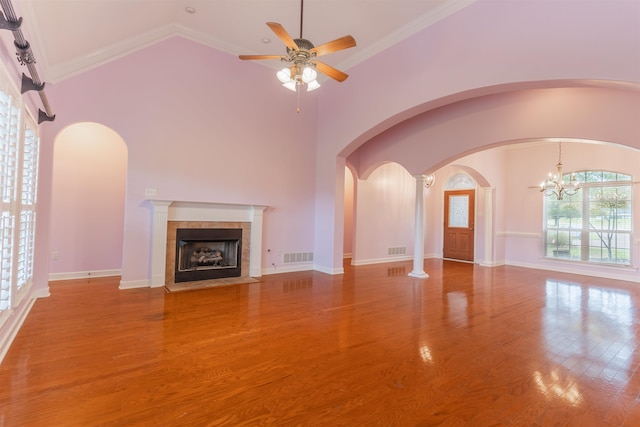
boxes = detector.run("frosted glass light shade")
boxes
[301,67,317,83]
[282,81,297,91]
[306,79,321,91]
[277,68,292,83]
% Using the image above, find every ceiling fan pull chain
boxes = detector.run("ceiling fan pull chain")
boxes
[296,84,301,113]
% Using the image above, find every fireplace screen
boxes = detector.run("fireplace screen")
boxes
[175,228,242,282]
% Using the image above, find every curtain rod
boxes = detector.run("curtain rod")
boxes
[0,0,55,124]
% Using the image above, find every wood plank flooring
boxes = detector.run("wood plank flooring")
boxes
[0,259,639,426]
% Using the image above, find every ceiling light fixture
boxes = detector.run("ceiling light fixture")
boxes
[276,63,320,93]
[272,0,321,95]
[540,142,579,200]
[424,174,436,188]
[184,6,196,14]
[239,0,356,112]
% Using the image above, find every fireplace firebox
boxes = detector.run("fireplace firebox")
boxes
[174,228,242,283]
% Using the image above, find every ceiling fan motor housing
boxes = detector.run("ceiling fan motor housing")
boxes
[289,38,314,52]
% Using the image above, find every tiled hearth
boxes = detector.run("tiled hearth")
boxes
[147,200,266,288]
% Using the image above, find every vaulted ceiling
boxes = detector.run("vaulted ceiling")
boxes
[14,0,474,84]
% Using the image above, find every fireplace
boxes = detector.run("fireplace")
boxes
[175,228,242,283]
[165,219,253,288]
[143,200,266,289]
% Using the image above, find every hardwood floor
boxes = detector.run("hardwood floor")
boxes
[1,259,639,426]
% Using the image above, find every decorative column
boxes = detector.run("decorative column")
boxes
[149,200,172,287]
[482,187,495,266]
[409,175,429,279]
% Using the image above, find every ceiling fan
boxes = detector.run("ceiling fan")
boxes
[239,0,356,92]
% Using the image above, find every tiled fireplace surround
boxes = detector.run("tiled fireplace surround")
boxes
[148,200,266,288]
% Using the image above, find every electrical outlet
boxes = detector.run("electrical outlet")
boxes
[52,251,59,260]
[144,188,157,197]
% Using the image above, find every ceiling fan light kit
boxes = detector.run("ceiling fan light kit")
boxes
[276,64,320,92]
[239,0,356,103]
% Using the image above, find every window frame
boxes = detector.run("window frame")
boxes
[0,59,39,327]
[543,170,633,266]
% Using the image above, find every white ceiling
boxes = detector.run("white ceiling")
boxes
[14,0,474,83]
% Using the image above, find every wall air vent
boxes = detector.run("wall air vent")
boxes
[283,252,314,264]
[388,247,406,256]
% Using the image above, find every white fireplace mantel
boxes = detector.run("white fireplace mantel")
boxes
[148,200,266,287]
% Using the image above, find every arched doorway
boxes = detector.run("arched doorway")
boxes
[49,123,127,279]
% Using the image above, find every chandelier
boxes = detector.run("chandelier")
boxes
[539,142,579,200]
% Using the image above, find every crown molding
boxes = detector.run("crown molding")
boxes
[27,0,476,84]
[335,0,476,71]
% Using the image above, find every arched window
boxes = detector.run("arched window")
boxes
[543,171,632,265]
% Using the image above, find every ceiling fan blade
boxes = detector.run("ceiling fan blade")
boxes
[314,61,349,82]
[239,54,284,60]
[266,22,299,51]
[310,35,356,56]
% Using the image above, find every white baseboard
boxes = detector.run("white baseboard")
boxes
[313,264,344,275]
[351,255,413,266]
[0,291,38,364]
[33,286,51,298]
[479,260,505,267]
[48,269,121,282]
[261,263,314,275]
[119,279,150,290]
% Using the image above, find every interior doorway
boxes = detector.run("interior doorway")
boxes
[443,189,475,262]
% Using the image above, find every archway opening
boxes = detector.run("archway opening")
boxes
[49,122,128,280]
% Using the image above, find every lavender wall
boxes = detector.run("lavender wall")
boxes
[39,36,319,285]
[352,162,415,265]
[315,0,640,273]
